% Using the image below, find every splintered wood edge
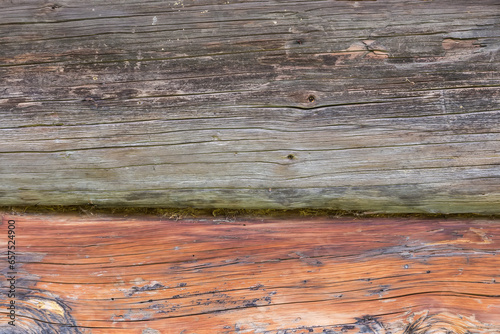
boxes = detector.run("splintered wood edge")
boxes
[2,206,499,220]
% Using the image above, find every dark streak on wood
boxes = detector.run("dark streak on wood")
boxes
[1,0,500,213]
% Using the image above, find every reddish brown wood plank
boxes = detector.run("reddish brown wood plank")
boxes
[1,213,499,333]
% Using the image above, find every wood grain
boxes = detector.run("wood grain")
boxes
[1,0,500,213]
[0,213,499,333]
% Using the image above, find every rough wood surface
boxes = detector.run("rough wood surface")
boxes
[1,0,500,212]
[0,213,499,333]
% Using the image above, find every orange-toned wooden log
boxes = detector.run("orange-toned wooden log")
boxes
[1,213,499,333]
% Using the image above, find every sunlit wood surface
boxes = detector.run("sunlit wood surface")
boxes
[1,213,499,333]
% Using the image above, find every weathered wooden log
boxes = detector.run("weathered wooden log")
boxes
[1,0,500,213]
[0,213,499,333]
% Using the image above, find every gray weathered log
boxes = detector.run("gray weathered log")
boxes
[1,0,499,213]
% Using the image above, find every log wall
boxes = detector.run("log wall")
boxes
[1,0,500,213]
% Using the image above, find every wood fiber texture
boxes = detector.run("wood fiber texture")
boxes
[0,213,499,333]
[1,0,500,212]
